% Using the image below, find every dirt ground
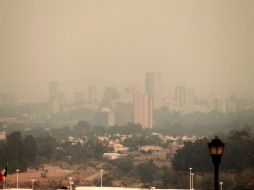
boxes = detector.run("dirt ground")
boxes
[4,162,107,190]
[4,165,74,189]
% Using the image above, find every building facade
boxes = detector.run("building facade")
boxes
[145,72,162,110]
[133,92,153,128]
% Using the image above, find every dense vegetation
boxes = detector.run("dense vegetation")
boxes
[154,108,254,136]
[0,130,109,173]
[1,109,254,137]
[172,129,254,190]
[0,132,38,172]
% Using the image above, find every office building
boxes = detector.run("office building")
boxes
[102,87,120,107]
[207,96,227,113]
[88,86,97,104]
[112,99,133,125]
[175,85,195,107]
[94,107,115,127]
[48,82,66,113]
[133,92,153,128]
[49,81,59,102]
[145,72,162,110]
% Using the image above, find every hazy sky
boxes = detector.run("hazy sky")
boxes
[0,0,254,101]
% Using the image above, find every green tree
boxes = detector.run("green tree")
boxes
[222,130,254,171]
[23,135,38,163]
[136,160,159,185]
[6,131,23,161]
[36,135,58,159]
[161,166,171,188]
[116,158,133,172]
[172,138,212,172]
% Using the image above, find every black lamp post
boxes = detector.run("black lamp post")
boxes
[208,137,225,190]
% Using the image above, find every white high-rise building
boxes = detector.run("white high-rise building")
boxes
[48,81,66,113]
[145,72,162,110]
[133,92,153,128]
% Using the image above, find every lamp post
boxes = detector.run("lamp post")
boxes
[16,169,20,189]
[31,179,35,190]
[208,137,225,190]
[219,182,223,190]
[191,172,194,190]
[189,168,192,190]
[68,176,73,190]
[100,169,103,187]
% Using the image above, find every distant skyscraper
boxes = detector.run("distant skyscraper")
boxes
[145,72,162,110]
[49,81,59,102]
[88,86,97,104]
[175,85,186,107]
[133,92,153,128]
[122,84,138,102]
[207,96,227,113]
[48,81,66,113]
[187,88,195,106]
[94,107,115,127]
[175,85,195,107]
[112,99,133,125]
[102,87,120,107]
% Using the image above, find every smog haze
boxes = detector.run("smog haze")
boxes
[0,0,254,101]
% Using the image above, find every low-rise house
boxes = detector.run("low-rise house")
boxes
[103,153,122,160]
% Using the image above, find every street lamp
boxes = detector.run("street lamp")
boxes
[16,169,20,189]
[208,137,225,190]
[219,182,223,190]
[189,168,192,190]
[68,176,73,190]
[191,173,194,190]
[31,179,35,190]
[100,169,104,187]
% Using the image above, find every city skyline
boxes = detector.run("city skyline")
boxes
[0,77,253,104]
[0,1,254,189]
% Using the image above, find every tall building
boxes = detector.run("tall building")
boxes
[49,81,59,102]
[133,92,153,128]
[207,96,227,113]
[145,72,162,110]
[112,99,133,125]
[175,85,195,107]
[88,86,97,104]
[175,86,186,107]
[122,84,139,102]
[162,99,177,113]
[48,81,66,113]
[94,107,115,127]
[102,87,120,107]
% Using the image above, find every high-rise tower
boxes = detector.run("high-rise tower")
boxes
[145,72,162,110]
[175,85,195,107]
[133,92,153,128]
[49,81,58,102]
[88,86,97,104]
